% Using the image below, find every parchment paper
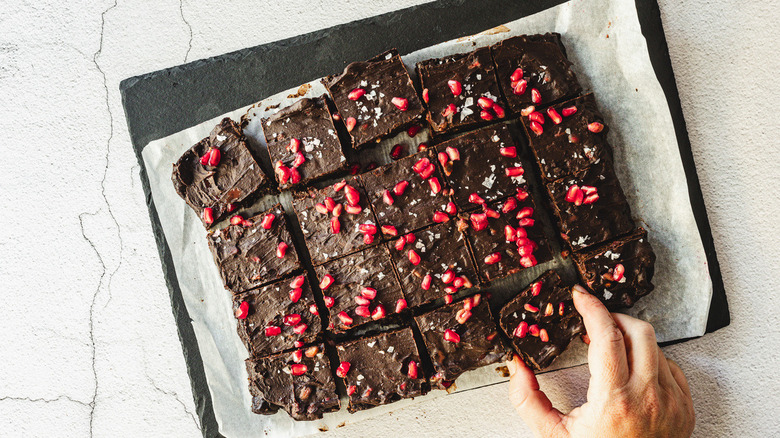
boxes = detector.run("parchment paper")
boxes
[141,0,713,435]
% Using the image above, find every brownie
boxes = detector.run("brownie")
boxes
[335,328,426,412]
[245,343,340,420]
[172,118,270,228]
[463,191,552,282]
[262,95,347,189]
[207,204,301,294]
[435,123,526,209]
[292,177,377,266]
[324,49,425,149]
[573,227,656,309]
[490,33,582,113]
[388,222,478,308]
[545,160,634,251]
[360,151,453,235]
[498,270,584,371]
[520,93,612,182]
[233,274,322,358]
[417,46,507,134]
[314,245,405,333]
[414,295,510,389]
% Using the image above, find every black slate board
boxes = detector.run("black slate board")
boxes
[120,1,729,436]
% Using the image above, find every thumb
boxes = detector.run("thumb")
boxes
[507,354,567,438]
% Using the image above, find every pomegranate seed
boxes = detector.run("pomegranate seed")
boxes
[199,149,211,166]
[336,361,351,378]
[588,122,604,133]
[332,204,343,217]
[437,151,449,167]
[330,217,341,234]
[444,286,457,294]
[466,193,484,205]
[485,252,502,264]
[202,207,214,225]
[408,249,421,265]
[207,148,221,167]
[480,110,494,121]
[477,97,493,109]
[517,218,535,227]
[322,296,335,308]
[485,207,500,219]
[464,297,476,311]
[447,79,462,96]
[613,263,625,282]
[441,269,455,284]
[432,211,449,223]
[276,241,288,258]
[470,213,488,231]
[359,223,377,234]
[323,197,335,211]
[462,277,473,288]
[355,305,371,318]
[516,206,534,219]
[514,321,529,338]
[513,79,527,95]
[395,299,407,313]
[347,385,357,396]
[345,117,357,132]
[406,125,422,137]
[443,329,461,343]
[363,233,374,244]
[260,213,275,230]
[331,181,346,193]
[355,295,371,306]
[371,305,387,320]
[531,88,542,104]
[342,185,360,205]
[419,163,435,179]
[394,237,406,251]
[230,215,243,226]
[502,197,518,213]
[524,304,539,313]
[284,313,302,326]
[442,103,457,118]
[456,308,472,324]
[291,349,303,362]
[544,303,554,317]
[337,311,353,326]
[429,177,442,194]
[345,204,362,215]
[445,146,460,161]
[361,287,377,300]
[332,113,342,121]
[529,121,543,136]
[290,363,307,376]
[529,324,541,337]
[362,387,372,398]
[444,295,454,304]
[290,276,306,291]
[405,234,416,243]
[540,329,550,342]
[289,168,301,184]
[559,302,565,316]
[381,225,398,236]
[289,287,303,303]
[407,360,418,379]
[265,326,281,337]
[348,88,365,100]
[422,88,430,103]
[499,146,517,158]
[531,281,542,296]
[390,144,405,160]
[529,111,545,125]
[517,244,534,257]
[581,185,598,195]
[493,104,506,118]
[547,108,563,124]
[583,193,600,205]
[235,301,249,319]
[413,157,430,173]
[561,106,578,117]
[391,97,408,111]
[421,274,432,290]
[445,202,457,215]
[226,203,236,213]
[382,189,394,205]
[505,225,517,242]
[520,255,538,267]
[565,185,583,205]
[510,67,524,82]
[289,138,301,153]
[486,331,498,341]
[292,151,305,168]
[453,277,465,288]
[417,142,429,152]
[319,274,334,290]
[309,303,319,315]
[315,203,328,215]
[505,166,524,177]
[349,163,361,174]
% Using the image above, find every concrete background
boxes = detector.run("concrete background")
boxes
[0,0,777,436]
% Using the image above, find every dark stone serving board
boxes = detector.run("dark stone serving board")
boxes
[120,1,729,435]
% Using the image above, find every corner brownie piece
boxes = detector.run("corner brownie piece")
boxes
[262,95,347,189]
[573,227,656,309]
[245,343,340,420]
[520,93,612,182]
[417,46,507,134]
[335,328,426,412]
[233,274,322,358]
[491,33,582,113]
[388,222,478,308]
[545,160,634,251]
[207,204,301,293]
[463,190,551,282]
[292,177,377,266]
[436,123,526,209]
[360,151,453,234]
[324,49,425,149]
[314,245,405,333]
[172,118,270,228]
[499,270,584,371]
[414,295,510,389]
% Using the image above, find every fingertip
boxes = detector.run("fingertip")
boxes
[506,354,519,376]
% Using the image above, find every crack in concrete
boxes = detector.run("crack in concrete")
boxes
[0,395,91,408]
[145,373,202,431]
[179,0,193,62]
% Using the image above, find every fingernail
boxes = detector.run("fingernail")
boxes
[506,354,518,376]
[572,284,588,295]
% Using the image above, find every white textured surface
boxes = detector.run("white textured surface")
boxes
[0,1,777,437]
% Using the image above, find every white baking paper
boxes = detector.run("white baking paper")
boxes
[141,0,713,435]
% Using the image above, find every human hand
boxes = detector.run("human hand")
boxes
[506,285,695,438]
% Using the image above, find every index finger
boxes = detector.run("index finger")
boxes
[572,285,630,389]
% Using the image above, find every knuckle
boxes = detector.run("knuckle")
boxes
[642,387,663,418]
[603,324,624,345]
[637,321,656,339]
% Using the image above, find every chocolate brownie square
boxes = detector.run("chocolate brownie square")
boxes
[233,274,322,358]
[172,117,270,228]
[207,204,301,294]
[262,95,347,189]
[435,123,526,209]
[545,160,634,251]
[292,177,377,266]
[417,46,507,134]
[573,227,656,309]
[491,33,582,113]
[388,222,478,308]
[519,93,612,182]
[463,190,552,282]
[335,328,426,412]
[324,49,425,149]
[245,343,340,420]
[498,270,584,371]
[360,151,453,235]
[414,295,510,389]
[314,245,405,333]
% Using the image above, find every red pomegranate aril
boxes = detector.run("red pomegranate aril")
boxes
[510,67,524,82]
[315,203,328,215]
[445,201,457,215]
[588,122,604,133]
[502,197,518,213]
[470,213,488,231]
[363,233,374,244]
[499,146,517,158]
[202,207,214,225]
[429,177,442,194]
[322,197,335,212]
[355,305,371,318]
[494,104,506,118]
[395,299,407,313]
[433,211,449,223]
[391,97,408,111]
[381,225,398,236]
[455,308,472,324]
[309,303,319,315]
[583,193,599,205]
[417,142,429,152]
[505,225,517,242]
[445,146,460,161]
[453,277,465,288]
[284,313,302,326]
[226,203,236,213]
[547,107,563,124]
[520,255,538,267]
[407,360,418,379]
[513,79,527,95]
[469,193,486,204]
[390,144,405,160]
[477,97,494,109]
[444,286,457,294]
[441,269,455,284]
[531,88,542,104]
[290,364,308,376]
[265,326,281,337]
[517,244,534,257]
[544,302,554,317]
[540,328,550,343]
[419,163,435,179]
[561,106,578,117]
[230,215,244,226]
[319,275,334,290]
[514,321,529,338]
[486,331,498,341]
[485,252,502,264]
[437,151,449,167]
[421,274,432,290]
[405,233,416,243]
[291,349,303,363]
[505,166,524,177]
[290,168,301,184]
[394,237,406,251]
[559,302,565,316]
[382,189,394,205]
[336,361,351,378]
[444,295,454,304]
[292,152,305,168]
[528,324,541,337]
[289,287,303,303]
[407,124,421,137]
[349,163,361,174]
[516,206,534,219]
[361,287,377,300]
[485,207,500,219]
[530,121,543,136]
[371,305,387,320]
[345,117,357,132]
[260,213,275,230]
[345,204,362,215]
[330,217,341,234]
[565,185,582,203]
[348,88,365,100]
[524,304,539,313]
[517,217,535,228]
[332,181,347,193]
[480,110,495,121]
[528,111,545,124]
[520,105,535,117]
[207,148,221,167]
[235,301,249,319]
[344,185,360,205]
[347,385,357,396]
[442,103,457,117]
[290,275,306,289]
[276,241,288,258]
[359,223,377,234]
[408,249,421,265]
[580,185,597,195]
[613,263,626,282]
[200,149,211,166]
[443,329,461,343]
[323,296,335,308]
[355,295,371,307]
[447,79,462,96]
[337,311,353,326]
[531,281,542,296]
